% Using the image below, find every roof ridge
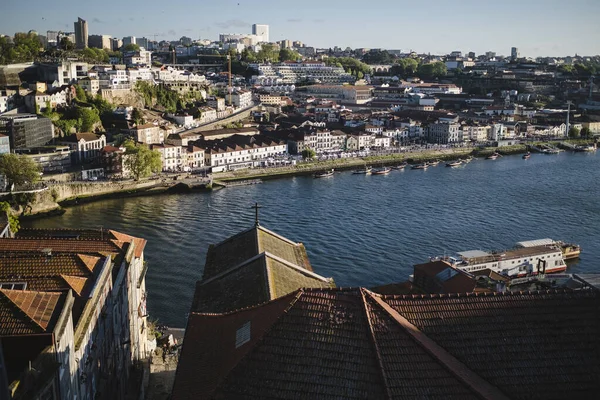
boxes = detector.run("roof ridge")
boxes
[380,288,579,300]
[263,252,331,282]
[257,225,301,246]
[191,289,301,317]
[1,289,48,332]
[360,288,392,400]
[365,289,511,400]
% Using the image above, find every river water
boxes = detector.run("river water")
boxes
[22,151,600,327]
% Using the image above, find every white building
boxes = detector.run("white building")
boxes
[151,143,185,171]
[131,123,164,144]
[0,90,17,114]
[252,24,269,43]
[231,90,253,109]
[250,61,354,85]
[203,135,287,172]
[60,132,107,163]
[426,122,461,144]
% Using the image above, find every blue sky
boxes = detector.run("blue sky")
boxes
[2,0,599,57]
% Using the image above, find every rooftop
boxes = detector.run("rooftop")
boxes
[173,287,600,400]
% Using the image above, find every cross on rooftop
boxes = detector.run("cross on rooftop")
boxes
[251,202,262,227]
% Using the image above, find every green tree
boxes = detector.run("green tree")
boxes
[0,32,42,64]
[279,48,301,62]
[256,44,279,62]
[0,153,41,189]
[580,127,591,138]
[131,108,144,125]
[60,37,74,51]
[568,126,580,138]
[122,140,162,180]
[301,148,316,159]
[240,47,257,62]
[54,119,78,136]
[75,85,87,101]
[122,43,140,52]
[76,107,100,132]
[417,61,447,79]
[0,202,19,233]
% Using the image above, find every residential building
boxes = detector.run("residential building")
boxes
[15,146,72,173]
[88,34,112,49]
[165,132,204,147]
[230,89,252,108]
[0,228,150,400]
[136,37,149,49]
[78,76,100,95]
[426,122,461,144]
[0,134,9,154]
[511,47,520,61]
[197,107,217,124]
[251,24,269,42]
[124,49,152,67]
[46,30,59,48]
[0,114,54,149]
[74,17,88,49]
[59,132,107,163]
[206,97,225,111]
[304,85,373,105]
[24,84,75,113]
[172,114,194,127]
[200,134,286,172]
[186,145,205,169]
[37,61,89,86]
[250,61,354,85]
[347,132,374,151]
[100,145,127,177]
[462,123,490,143]
[172,286,600,399]
[150,143,184,171]
[0,90,16,114]
[130,123,163,144]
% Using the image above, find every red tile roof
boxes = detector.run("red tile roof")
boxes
[0,290,65,335]
[173,287,600,400]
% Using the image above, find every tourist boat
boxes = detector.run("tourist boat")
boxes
[314,169,334,178]
[515,238,581,261]
[430,241,570,278]
[353,166,372,174]
[372,167,391,175]
[391,162,408,170]
[522,152,531,159]
[486,153,500,160]
[445,160,462,167]
[411,163,428,170]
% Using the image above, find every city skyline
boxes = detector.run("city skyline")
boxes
[1,0,600,57]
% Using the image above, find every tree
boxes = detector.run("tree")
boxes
[279,48,301,62]
[131,108,144,125]
[75,85,87,101]
[256,44,279,63]
[0,153,41,189]
[417,62,447,80]
[580,127,591,138]
[122,140,162,180]
[0,32,42,64]
[122,43,140,52]
[0,202,19,233]
[568,126,580,138]
[301,148,316,159]
[59,37,74,51]
[76,107,100,132]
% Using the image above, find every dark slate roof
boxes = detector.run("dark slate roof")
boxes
[174,288,600,400]
[192,253,334,313]
[202,225,313,280]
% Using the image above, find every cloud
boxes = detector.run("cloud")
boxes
[168,29,177,36]
[214,19,248,29]
[183,28,193,32]
[92,18,104,24]
[287,18,302,23]
[129,17,135,22]
[313,19,324,23]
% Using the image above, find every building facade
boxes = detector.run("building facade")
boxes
[0,114,54,149]
[74,17,88,49]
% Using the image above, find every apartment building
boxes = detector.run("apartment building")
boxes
[200,134,286,172]
[426,122,461,144]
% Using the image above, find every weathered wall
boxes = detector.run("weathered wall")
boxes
[196,106,257,131]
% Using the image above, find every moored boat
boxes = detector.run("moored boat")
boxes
[314,169,334,178]
[353,166,372,174]
[391,162,408,170]
[411,163,428,170]
[522,152,531,159]
[427,160,441,166]
[486,152,500,160]
[446,160,462,167]
[372,167,391,175]
[515,238,581,261]
[430,241,568,278]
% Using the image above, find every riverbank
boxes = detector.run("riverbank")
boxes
[15,145,532,217]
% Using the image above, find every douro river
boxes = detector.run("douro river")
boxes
[22,151,600,327]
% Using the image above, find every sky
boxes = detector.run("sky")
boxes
[2,0,600,57]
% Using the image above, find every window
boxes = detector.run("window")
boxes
[235,321,251,348]
[0,282,27,290]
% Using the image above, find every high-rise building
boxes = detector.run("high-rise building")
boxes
[110,38,123,51]
[0,114,54,149]
[252,24,269,43]
[46,30,59,48]
[88,34,112,49]
[123,36,137,46]
[511,47,519,61]
[74,17,88,49]
[136,37,149,49]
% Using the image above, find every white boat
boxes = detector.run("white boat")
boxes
[372,167,391,175]
[314,169,334,178]
[486,153,500,160]
[431,242,567,277]
[411,163,428,170]
[446,160,462,167]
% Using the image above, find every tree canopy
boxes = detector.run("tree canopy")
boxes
[122,43,141,52]
[256,44,280,63]
[568,126,580,138]
[0,202,19,233]
[135,81,180,113]
[59,37,74,51]
[417,62,447,79]
[122,140,162,180]
[0,153,41,189]
[362,50,394,65]
[0,32,42,65]
[301,148,316,159]
[324,57,372,76]
[391,58,419,77]
[279,48,301,62]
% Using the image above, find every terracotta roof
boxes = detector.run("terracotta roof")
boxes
[173,288,502,400]
[174,287,600,400]
[0,253,102,278]
[63,132,101,142]
[0,289,65,335]
[0,238,125,254]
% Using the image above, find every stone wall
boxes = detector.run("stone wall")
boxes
[195,106,257,131]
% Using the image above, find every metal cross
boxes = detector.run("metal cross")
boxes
[251,202,262,226]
